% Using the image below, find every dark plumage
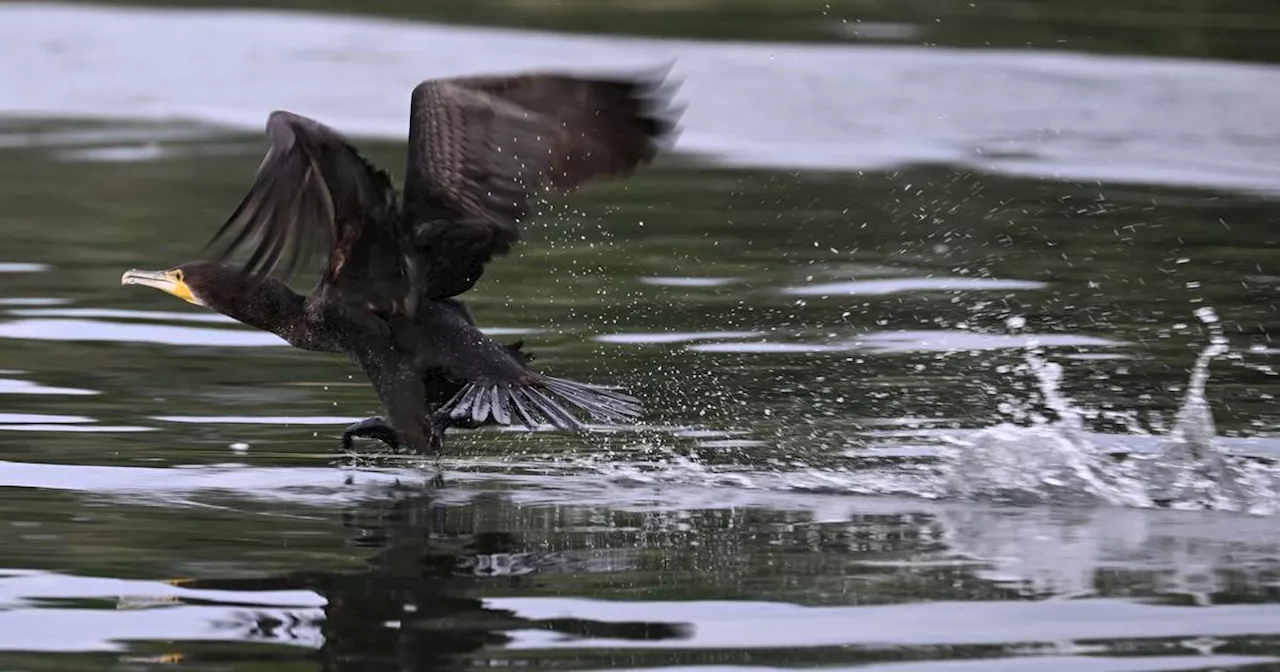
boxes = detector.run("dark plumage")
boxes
[122,68,681,454]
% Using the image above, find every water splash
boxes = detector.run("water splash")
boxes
[940,347,1153,508]
[940,311,1278,512]
[472,310,1276,513]
[1138,308,1276,512]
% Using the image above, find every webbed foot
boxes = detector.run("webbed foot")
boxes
[342,416,401,450]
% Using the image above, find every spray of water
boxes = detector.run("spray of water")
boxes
[940,348,1153,508]
[435,309,1277,515]
[1134,308,1276,512]
[941,309,1278,513]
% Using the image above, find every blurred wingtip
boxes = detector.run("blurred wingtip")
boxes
[614,60,686,155]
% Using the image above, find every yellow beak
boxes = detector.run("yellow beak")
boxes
[120,269,204,306]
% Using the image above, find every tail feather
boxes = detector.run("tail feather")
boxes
[448,385,485,422]
[439,375,643,430]
[490,387,511,425]
[525,387,584,430]
[472,385,493,422]
[507,388,539,428]
[541,378,640,421]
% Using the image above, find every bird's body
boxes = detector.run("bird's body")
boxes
[122,70,679,454]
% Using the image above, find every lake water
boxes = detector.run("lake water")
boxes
[1,2,1279,671]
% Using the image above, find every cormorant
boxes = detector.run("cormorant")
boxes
[121,69,680,454]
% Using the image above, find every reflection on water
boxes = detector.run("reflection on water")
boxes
[0,315,542,348]
[3,4,1280,192]
[0,2,1278,671]
[782,277,1048,297]
[0,317,290,347]
[4,484,1280,669]
[685,330,1124,354]
[0,372,97,396]
[597,330,765,345]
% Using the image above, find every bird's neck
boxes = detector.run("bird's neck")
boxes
[225,280,336,353]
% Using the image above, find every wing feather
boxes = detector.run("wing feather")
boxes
[402,69,681,298]
[206,111,399,285]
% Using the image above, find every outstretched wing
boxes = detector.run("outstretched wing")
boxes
[402,69,681,298]
[206,111,400,285]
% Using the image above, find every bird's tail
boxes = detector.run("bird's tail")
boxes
[438,375,642,430]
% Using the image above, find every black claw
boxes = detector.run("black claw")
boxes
[341,416,401,450]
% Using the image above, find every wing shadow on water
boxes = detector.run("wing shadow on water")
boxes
[171,481,692,671]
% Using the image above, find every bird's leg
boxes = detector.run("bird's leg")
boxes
[350,346,436,456]
[341,416,401,450]
[427,411,451,455]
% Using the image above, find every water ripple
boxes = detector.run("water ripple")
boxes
[686,330,1123,354]
[0,412,92,424]
[0,375,97,396]
[0,262,47,273]
[153,415,364,425]
[0,318,285,347]
[0,423,154,433]
[9,307,240,323]
[640,276,739,288]
[597,330,764,345]
[492,596,1280,649]
[0,316,542,346]
[782,277,1048,297]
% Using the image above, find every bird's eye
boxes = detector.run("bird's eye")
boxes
[174,270,185,281]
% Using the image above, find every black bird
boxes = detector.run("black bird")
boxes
[122,69,680,454]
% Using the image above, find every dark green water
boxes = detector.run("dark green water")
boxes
[0,2,1279,670]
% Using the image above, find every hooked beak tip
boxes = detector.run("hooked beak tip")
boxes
[120,269,158,286]
[120,268,203,307]
[121,268,166,285]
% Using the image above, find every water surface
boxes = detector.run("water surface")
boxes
[4,3,1280,192]
[0,3,1279,671]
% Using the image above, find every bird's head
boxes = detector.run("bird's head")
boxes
[120,261,252,309]
[123,261,312,346]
